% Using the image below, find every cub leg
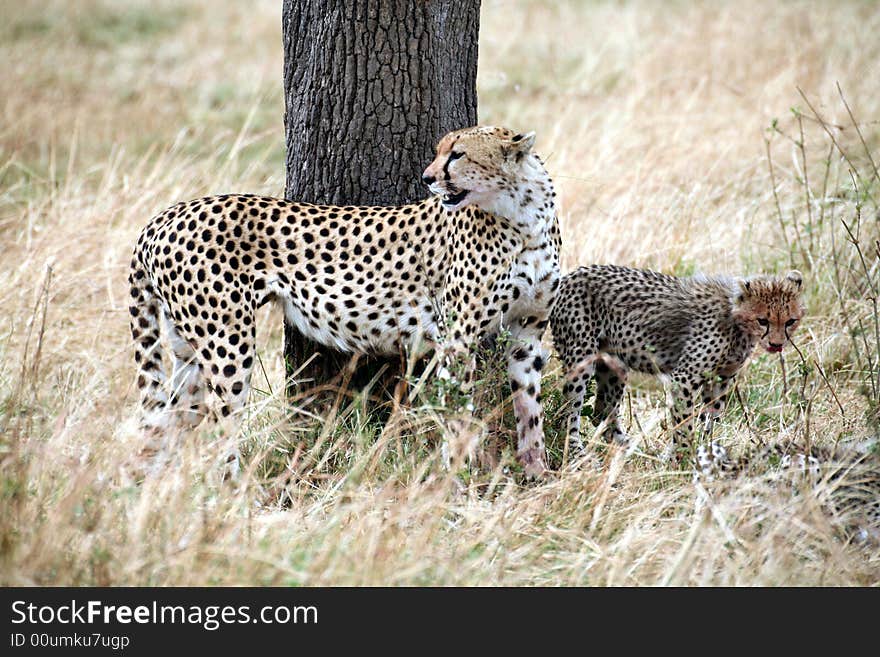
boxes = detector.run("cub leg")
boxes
[559,339,601,455]
[592,357,628,444]
[666,371,701,462]
[698,375,734,440]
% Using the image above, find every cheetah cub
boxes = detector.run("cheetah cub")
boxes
[550,265,804,459]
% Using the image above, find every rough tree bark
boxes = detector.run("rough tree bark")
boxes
[281,0,480,396]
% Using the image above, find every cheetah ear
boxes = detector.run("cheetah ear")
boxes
[737,279,752,303]
[506,131,536,162]
[785,270,803,291]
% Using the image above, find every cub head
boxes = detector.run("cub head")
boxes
[733,270,805,353]
[421,126,538,212]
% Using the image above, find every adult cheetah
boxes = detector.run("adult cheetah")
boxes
[550,265,804,459]
[128,126,561,477]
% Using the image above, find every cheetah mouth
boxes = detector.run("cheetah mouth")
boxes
[766,345,783,353]
[441,189,469,209]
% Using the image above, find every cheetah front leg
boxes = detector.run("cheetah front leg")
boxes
[436,341,482,471]
[698,375,734,440]
[665,371,701,463]
[507,322,550,479]
[436,283,496,471]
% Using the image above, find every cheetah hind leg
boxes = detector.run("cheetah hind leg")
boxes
[592,355,629,445]
[200,333,258,484]
[561,351,601,457]
[163,312,208,431]
[202,385,246,484]
[127,312,208,480]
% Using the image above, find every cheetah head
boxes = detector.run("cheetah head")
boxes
[733,270,804,353]
[421,126,538,212]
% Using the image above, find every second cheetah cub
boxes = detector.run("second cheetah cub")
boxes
[550,265,804,460]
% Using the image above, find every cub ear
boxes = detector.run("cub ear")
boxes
[785,270,803,291]
[506,131,536,161]
[736,278,752,304]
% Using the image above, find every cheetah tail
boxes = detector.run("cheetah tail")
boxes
[127,261,168,432]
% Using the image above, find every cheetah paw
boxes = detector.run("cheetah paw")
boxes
[518,447,549,480]
[608,428,630,446]
[219,447,242,483]
[567,435,586,455]
[441,415,484,470]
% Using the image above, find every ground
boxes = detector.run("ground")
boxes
[1,0,879,585]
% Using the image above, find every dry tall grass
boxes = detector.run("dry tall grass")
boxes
[1,0,878,586]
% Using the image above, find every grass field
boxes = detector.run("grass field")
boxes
[2,0,879,585]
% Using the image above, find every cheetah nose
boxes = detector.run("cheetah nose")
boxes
[422,172,436,186]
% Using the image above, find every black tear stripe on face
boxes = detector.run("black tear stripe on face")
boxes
[442,150,464,181]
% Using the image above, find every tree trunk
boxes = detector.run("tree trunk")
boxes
[281,0,479,398]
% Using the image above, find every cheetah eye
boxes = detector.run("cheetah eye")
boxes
[448,151,464,162]
[757,318,769,327]
[785,318,797,328]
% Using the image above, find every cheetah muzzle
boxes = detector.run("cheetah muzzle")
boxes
[440,188,469,209]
